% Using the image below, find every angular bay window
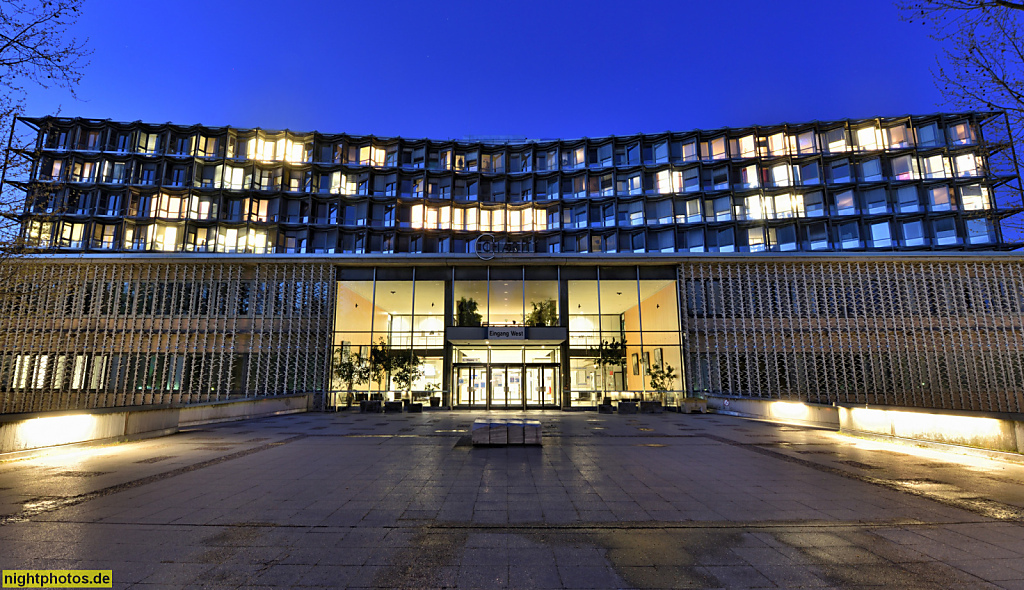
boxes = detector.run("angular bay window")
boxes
[855,126,881,151]
[901,220,926,247]
[891,154,917,180]
[928,185,953,211]
[947,121,975,145]
[682,227,704,252]
[869,221,892,248]
[827,159,851,183]
[804,191,825,217]
[863,188,888,214]
[100,161,127,184]
[834,189,856,215]
[960,184,990,211]
[857,158,882,182]
[966,218,993,244]
[746,227,766,252]
[769,225,798,251]
[708,227,735,253]
[897,185,920,213]
[806,222,829,250]
[821,127,849,153]
[954,153,980,177]
[934,217,959,245]
[887,124,912,149]
[838,221,860,249]
[916,122,943,147]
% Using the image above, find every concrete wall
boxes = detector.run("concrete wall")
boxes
[706,395,840,428]
[0,395,309,456]
[838,404,1024,454]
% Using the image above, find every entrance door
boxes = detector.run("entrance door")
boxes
[526,365,558,407]
[456,366,487,406]
[454,363,558,408]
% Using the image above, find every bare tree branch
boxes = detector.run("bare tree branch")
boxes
[898,0,1024,241]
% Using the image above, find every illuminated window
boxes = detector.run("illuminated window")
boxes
[157,193,184,219]
[855,126,880,151]
[770,163,791,187]
[796,131,816,154]
[960,185,990,210]
[681,140,698,162]
[747,228,765,252]
[954,153,980,177]
[737,164,758,189]
[886,124,912,149]
[921,154,947,179]
[821,128,848,153]
[947,122,975,145]
[766,133,787,157]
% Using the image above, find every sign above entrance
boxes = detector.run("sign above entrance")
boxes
[487,327,525,340]
[473,233,533,260]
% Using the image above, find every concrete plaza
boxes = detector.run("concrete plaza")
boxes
[2,410,1024,589]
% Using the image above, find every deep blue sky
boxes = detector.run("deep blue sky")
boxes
[25,0,947,139]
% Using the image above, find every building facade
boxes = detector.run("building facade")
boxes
[1,113,1022,414]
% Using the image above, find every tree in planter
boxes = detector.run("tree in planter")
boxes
[456,297,482,326]
[591,338,627,399]
[525,299,557,327]
[647,361,677,401]
[390,350,424,400]
[333,348,370,407]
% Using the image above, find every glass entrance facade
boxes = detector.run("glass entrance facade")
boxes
[330,265,684,409]
[453,345,559,409]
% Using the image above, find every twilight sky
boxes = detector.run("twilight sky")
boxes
[24,0,948,139]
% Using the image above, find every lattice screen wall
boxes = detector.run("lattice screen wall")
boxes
[0,261,334,414]
[680,259,1024,413]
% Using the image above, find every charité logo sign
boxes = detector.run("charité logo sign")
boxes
[473,233,534,260]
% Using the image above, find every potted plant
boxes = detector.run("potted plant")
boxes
[644,361,676,413]
[391,350,424,402]
[333,348,370,409]
[425,383,441,407]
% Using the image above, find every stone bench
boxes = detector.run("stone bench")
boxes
[359,400,382,413]
[472,418,542,446]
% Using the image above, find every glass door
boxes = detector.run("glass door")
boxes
[456,366,487,406]
[491,366,507,407]
[526,365,558,407]
[506,367,523,408]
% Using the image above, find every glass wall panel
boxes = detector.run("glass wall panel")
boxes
[568,280,599,347]
[413,280,444,348]
[524,281,559,326]
[489,280,524,326]
[454,280,488,326]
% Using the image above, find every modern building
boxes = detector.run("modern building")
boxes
[1,113,1022,416]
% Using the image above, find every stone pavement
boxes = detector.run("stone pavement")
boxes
[2,410,1024,589]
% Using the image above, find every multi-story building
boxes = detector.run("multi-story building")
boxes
[1,113,1022,415]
